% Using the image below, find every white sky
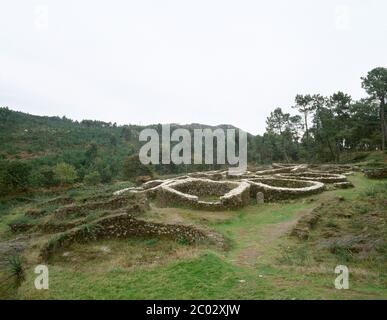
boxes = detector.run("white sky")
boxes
[1,0,386,134]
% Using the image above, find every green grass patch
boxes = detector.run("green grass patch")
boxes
[5,173,387,299]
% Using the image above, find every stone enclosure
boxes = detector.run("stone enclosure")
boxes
[245,177,325,201]
[115,163,357,208]
[156,178,251,210]
[36,163,358,260]
[40,213,228,261]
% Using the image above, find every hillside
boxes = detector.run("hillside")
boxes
[0,107,248,195]
[0,105,385,197]
[0,107,242,162]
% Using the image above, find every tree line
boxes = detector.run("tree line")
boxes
[0,67,386,195]
[248,67,387,163]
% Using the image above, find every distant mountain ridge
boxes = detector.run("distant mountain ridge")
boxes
[0,107,251,163]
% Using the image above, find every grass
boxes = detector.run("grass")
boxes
[7,214,37,226]
[8,255,24,279]
[2,173,387,299]
[19,252,248,299]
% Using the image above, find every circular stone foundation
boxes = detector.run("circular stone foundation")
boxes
[245,177,325,201]
[156,178,250,210]
[274,171,347,183]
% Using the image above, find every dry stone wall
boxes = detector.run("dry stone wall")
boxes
[156,178,250,210]
[54,193,149,218]
[245,177,325,201]
[364,167,387,179]
[40,212,227,261]
[112,164,355,208]
[275,171,347,183]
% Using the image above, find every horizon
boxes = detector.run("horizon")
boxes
[3,105,252,134]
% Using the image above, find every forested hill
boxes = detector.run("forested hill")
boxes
[0,107,142,160]
[0,107,241,160]
[0,107,246,195]
[0,71,386,197]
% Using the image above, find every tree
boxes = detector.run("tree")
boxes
[361,67,387,150]
[265,108,301,162]
[89,157,112,183]
[109,135,118,147]
[329,92,351,119]
[288,115,303,142]
[311,102,337,161]
[85,143,98,162]
[310,94,326,135]
[266,108,289,135]
[328,92,352,161]
[293,94,314,145]
[349,99,380,150]
[120,126,132,141]
[54,162,78,185]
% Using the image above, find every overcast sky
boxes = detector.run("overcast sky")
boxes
[1,0,386,134]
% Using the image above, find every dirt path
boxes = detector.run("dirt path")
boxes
[233,193,337,268]
[234,209,311,267]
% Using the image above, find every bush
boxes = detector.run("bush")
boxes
[26,165,56,189]
[123,155,153,180]
[8,255,24,282]
[39,166,56,186]
[99,166,112,183]
[84,171,101,185]
[28,170,46,188]
[53,162,78,185]
[0,160,31,195]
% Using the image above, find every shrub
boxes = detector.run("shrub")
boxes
[28,170,46,188]
[8,255,24,282]
[38,166,56,186]
[54,162,78,185]
[0,160,31,195]
[123,155,153,180]
[84,171,101,185]
[96,166,112,183]
[27,165,56,188]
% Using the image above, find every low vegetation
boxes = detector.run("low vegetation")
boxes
[0,67,386,299]
[0,170,385,299]
[1,68,386,197]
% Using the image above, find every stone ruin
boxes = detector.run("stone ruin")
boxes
[156,178,251,210]
[114,163,357,208]
[274,171,348,183]
[37,163,358,259]
[245,177,325,202]
[40,212,228,261]
[363,167,387,179]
